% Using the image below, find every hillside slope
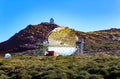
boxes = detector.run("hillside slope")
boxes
[0,22,58,53]
[0,22,120,56]
[75,28,120,55]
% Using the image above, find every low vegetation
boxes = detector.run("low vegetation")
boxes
[49,27,76,46]
[75,29,120,55]
[85,42,120,55]
[0,56,120,79]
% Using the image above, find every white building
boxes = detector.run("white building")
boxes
[4,53,11,59]
[50,18,54,24]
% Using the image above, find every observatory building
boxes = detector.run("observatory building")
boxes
[4,53,11,59]
[50,18,54,24]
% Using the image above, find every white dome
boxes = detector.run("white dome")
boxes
[4,53,11,58]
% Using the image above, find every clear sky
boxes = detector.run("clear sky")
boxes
[0,0,120,42]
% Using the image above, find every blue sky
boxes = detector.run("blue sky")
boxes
[0,0,120,42]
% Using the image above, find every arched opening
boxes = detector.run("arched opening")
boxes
[35,27,85,56]
[47,27,77,56]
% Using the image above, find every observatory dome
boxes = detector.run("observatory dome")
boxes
[50,18,54,24]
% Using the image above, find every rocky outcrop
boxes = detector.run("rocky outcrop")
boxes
[0,22,58,53]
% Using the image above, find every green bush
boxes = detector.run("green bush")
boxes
[89,74,103,79]
[106,70,120,79]
[0,56,119,79]
[0,74,10,79]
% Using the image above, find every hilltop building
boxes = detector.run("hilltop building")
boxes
[50,18,54,24]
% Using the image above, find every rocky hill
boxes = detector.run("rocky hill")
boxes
[0,22,120,56]
[75,28,120,55]
[0,22,58,53]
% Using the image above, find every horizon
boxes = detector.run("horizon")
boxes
[0,0,120,42]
